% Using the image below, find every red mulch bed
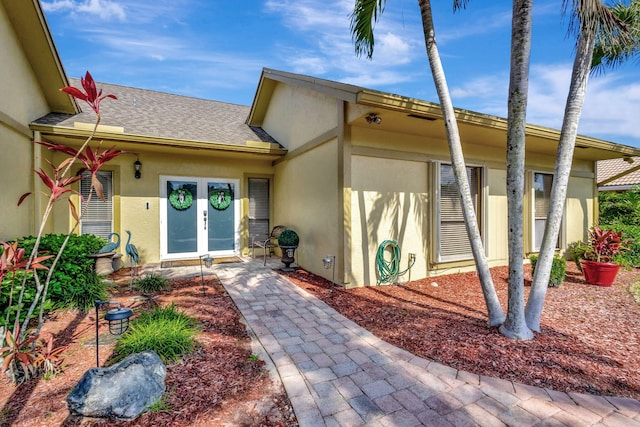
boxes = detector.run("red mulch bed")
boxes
[280,263,640,400]
[0,272,297,426]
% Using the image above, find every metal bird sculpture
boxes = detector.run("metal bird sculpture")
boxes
[98,232,120,254]
[125,230,139,288]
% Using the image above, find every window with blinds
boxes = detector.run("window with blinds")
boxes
[80,171,113,238]
[248,178,270,240]
[438,164,480,262]
[533,172,559,251]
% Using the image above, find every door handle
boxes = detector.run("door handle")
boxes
[203,210,207,230]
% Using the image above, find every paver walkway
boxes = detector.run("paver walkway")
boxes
[205,259,639,426]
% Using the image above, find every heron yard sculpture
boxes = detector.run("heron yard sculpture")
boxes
[125,230,139,288]
[98,232,120,254]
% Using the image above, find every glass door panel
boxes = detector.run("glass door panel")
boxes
[208,182,235,251]
[166,180,198,254]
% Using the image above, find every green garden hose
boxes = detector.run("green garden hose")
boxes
[376,240,415,285]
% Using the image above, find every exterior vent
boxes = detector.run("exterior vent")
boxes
[407,114,437,121]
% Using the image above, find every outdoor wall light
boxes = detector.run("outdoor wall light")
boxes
[200,253,214,295]
[323,254,336,291]
[134,158,142,179]
[365,112,382,125]
[95,300,133,367]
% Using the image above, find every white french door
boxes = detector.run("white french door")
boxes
[160,176,240,260]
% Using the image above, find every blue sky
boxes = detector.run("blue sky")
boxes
[41,0,640,147]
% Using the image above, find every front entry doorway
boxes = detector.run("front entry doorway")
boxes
[160,176,239,260]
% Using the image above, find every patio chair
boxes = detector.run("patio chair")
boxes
[252,225,288,266]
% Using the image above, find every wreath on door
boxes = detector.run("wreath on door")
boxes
[169,188,193,210]
[210,188,231,210]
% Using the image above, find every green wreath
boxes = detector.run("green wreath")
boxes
[169,188,193,210]
[210,188,231,210]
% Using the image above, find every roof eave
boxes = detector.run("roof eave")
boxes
[357,90,640,159]
[30,123,288,157]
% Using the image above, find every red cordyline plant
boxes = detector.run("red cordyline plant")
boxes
[584,225,631,263]
[2,72,122,382]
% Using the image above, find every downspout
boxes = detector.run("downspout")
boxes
[33,130,42,236]
[338,100,352,287]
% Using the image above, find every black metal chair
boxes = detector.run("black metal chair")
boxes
[251,225,288,266]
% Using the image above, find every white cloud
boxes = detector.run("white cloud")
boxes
[42,0,125,21]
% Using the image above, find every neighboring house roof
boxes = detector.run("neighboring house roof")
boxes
[1,0,77,114]
[597,156,640,191]
[34,80,278,147]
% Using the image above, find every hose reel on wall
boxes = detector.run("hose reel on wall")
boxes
[375,240,416,285]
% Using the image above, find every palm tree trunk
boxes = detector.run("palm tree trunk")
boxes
[526,27,596,332]
[499,0,534,340]
[418,0,505,326]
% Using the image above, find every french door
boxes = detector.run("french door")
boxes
[160,176,239,259]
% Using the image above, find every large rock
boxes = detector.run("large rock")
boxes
[67,350,166,420]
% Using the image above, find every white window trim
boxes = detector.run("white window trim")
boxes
[530,170,566,253]
[434,161,487,263]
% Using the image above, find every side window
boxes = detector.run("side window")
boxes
[438,164,481,262]
[80,170,113,238]
[532,172,560,251]
[248,178,270,239]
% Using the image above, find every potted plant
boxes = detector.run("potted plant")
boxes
[277,229,299,271]
[579,226,631,286]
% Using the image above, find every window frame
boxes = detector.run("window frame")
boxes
[80,170,113,238]
[530,170,564,252]
[434,162,485,263]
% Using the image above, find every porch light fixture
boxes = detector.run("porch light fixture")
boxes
[365,112,382,125]
[134,158,142,179]
[200,253,214,295]
[94,300,133,367]
[323,254,336,291]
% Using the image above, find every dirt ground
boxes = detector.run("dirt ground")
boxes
[1,262,638,426]
[280,262,640,401]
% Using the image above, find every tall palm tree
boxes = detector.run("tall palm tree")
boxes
[526,0,627,332]
[500,0,535,340]
[351,0,506,327]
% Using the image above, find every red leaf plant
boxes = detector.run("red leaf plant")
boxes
[584,226,632,263]
[3,73,122,377]
[60,71,117,115]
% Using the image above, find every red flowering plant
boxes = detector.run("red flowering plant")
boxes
[2,72,123,382]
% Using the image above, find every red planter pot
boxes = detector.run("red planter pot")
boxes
[580,260,620,287]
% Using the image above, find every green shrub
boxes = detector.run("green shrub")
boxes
[1,234,108,322]
[529,254,566,287]
[565,240,590,271]
[599,188,640,226]
[113,303,198,364]
[277,229,299,247]
[134,273,169,293]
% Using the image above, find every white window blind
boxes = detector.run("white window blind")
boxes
[80,171,113,238]
[248,178,270,239]
[439,164,479,261]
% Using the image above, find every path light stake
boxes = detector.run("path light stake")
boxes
[95,300,133,367]
[323,255,336,292]
[200,254,214,295]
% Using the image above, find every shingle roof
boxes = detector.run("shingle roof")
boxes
[33,79,278,146]
[597,157,640,188]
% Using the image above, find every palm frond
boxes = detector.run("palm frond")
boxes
[350,0,386,58]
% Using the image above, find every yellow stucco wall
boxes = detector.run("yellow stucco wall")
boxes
[350,155,429,286]
[273,140,340,281]
[47,146,276,264]
[262,83,337,151]
[0,5,51,240]
[566,175,595,245]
